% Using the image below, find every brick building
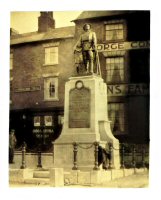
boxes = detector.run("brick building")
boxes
[10,12,75,150]
[10,11,150,151]
[73,11,150,144]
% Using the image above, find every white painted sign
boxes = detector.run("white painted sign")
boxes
[97,41,150,52]
[107,84,149,96]
[14,86,41,93]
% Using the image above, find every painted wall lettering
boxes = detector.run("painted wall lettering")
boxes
[14,86,41,93]
[97,41,150,52]
[107,84,149,96]
[97,42,124,51]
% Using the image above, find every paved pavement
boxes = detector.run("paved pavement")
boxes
[91,171,149,188]
[10,171,149,188]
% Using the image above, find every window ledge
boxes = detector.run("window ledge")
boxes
[102,39,125,43]
[42,73,59,78]
[43,98,59,102]
[113,131,127,136]
[43,63,58,67]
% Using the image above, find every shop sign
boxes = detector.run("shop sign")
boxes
[97,41,150,52]
[33,128,54,138]
[15,86,41,93]
[107,84,149,96]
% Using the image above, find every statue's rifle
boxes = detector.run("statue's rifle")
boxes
[95,49,102,77]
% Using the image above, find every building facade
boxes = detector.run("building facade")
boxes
[10,12,75,150]
[10,11,150,151]
[73,11,150,144]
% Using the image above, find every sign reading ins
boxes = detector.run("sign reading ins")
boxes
[107,84,149,96]
[97,41,150,52]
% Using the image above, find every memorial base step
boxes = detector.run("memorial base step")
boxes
[33,170,50,178]
[24,178,49,185]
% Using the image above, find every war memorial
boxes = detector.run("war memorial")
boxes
[9,12,149,187]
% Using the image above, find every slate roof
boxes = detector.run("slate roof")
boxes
[72,11,136,21]
[11,26,75,45]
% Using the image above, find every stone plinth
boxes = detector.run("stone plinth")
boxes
[49,168,64,187]
[53,75,120,170]
[9,169,33,183]
[54,142,96,171]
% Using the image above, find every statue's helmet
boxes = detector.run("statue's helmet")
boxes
[83,23,91,30]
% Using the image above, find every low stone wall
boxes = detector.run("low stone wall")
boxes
[9,151,54,169]
[64,168,148,185]
[9,167,148,186]
[9,169,34,183]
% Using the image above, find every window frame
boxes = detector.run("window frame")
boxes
[106,56,125,83]
[34,116,41,127]
[108,102,127,135]
[44,77,59,101]
[104,21,126,42]
[44,115,53,126]
[10,77,13,104]
[10,52,13,70]
[58,115,64,125]
[43,42,59,66]
[45,46,58,65]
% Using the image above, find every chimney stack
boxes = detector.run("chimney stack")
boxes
[38,12,55,32]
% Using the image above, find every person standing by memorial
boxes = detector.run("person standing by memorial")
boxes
[74,23,98,74]
[9,129,17,164]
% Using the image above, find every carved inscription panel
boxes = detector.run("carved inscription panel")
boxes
[69,87,90,128]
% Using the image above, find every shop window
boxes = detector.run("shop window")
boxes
[10,53,13,70]
[44,77,58,101]
[33,115,53,127]
[44,116,53,126]
[108,103,127,135]
[105,23,124,41]
[45,46,58,65]
[34,116,41,127]
[58,115,64,125]
[106,57,125,83]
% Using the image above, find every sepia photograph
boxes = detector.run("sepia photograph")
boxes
[9,10,150,188]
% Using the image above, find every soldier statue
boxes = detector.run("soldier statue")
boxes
[74,23,101,75]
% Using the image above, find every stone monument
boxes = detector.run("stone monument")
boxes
[53,24,120,171]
